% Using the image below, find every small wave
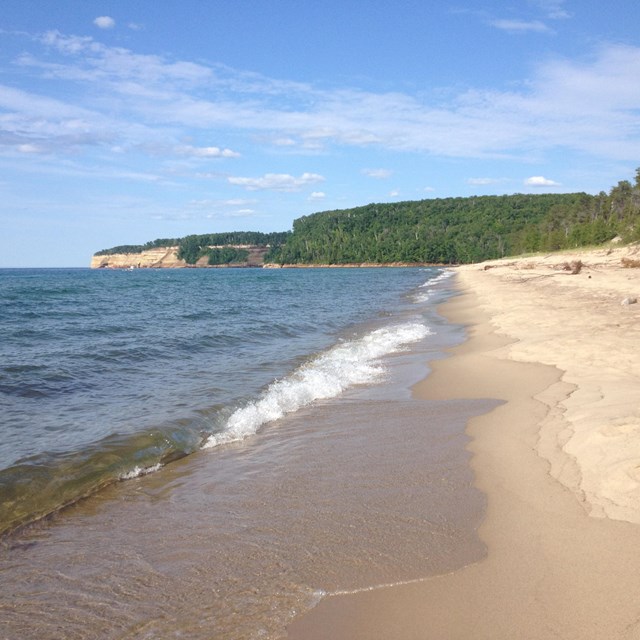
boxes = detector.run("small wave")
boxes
[0,428,200,538]
[203,322,431,448]
[418,270,454,289]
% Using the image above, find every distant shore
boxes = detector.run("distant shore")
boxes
[262,262,440,268]
[90,247,444,269]
[288,242,640,639]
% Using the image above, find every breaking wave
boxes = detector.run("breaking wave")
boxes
[204,321,431,448]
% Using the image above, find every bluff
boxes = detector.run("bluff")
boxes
[91,245,270,269]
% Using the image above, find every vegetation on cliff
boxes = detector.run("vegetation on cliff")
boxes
[94,237,181,256]
[206,247,250,265]
[176,232,288,264]
[94,170,640,266]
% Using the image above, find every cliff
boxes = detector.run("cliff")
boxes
[91,246,185,269]
[91,245,270,268]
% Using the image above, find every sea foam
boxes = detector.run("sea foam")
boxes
[119,463,163,480]
[203,321,431,448]
[412,269,454,303]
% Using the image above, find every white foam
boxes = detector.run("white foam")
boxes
[203,322,431,449]
[119,462,162,480]
[412,269,454,303]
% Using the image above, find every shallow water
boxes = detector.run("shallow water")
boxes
[0,267,438,534]
[0,369,494,640]
[0,266,495,638]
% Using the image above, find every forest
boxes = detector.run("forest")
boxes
[266,170,640,264]
[95,170,640,266]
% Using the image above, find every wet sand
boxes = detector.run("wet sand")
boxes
[287,244,640,639]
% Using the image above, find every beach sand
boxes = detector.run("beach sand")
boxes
[287,243,640,639]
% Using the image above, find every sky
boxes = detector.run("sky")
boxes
[2,1,640,267]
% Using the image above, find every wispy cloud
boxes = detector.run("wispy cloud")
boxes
[16,143,44,153]
[467,177,504,186]
[152,198,261,222]
[534,0,571,20]
[176,145,240,158]
[308,191,326,201]
[3,29,640,172]
[490,19,553,34]
[488,0,570,35]
[187,197,257,208]
[362,168,393,179]
[228,172,325,192]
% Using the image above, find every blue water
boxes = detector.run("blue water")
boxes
[0,266,451,534]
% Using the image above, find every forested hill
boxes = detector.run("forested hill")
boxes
[268,187,637,265]
[94,171,640,266]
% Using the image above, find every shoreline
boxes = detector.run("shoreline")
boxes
[287,244,640,639]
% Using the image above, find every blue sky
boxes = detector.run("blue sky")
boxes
[2,1,640,266]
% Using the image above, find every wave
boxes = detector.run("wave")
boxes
[0,268,451,538]
[0,321,433,538]
[411,269,455,303]
[0,268,452,538]
[204,321,431,448]
[0,321,432,538]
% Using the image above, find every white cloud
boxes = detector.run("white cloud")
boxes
[177,145,240,158]
[490,19,552,34]
[309,191,326,201]
[93,16,115,30]
[41,31,95,54]
[228,172,325,192]
[7,31,640,172]
[362,168,393,179]
[389,190,400,197]
[524,176,561,187]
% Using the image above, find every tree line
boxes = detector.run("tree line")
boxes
[267,169,640,264]
[95,169,640,266]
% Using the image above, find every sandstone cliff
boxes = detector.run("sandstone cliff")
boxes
[91,247,186,269]
[91,245,270,268]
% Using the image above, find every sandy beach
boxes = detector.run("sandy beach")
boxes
[287,243,640,639]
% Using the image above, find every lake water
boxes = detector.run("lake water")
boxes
[0,267,492,638]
